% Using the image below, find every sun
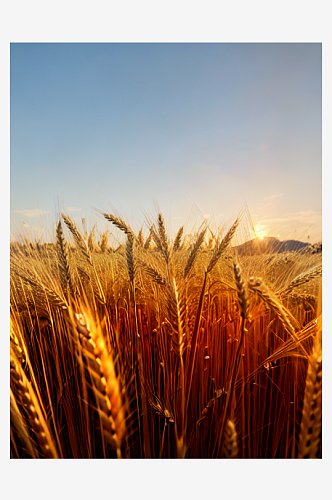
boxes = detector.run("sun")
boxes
[255,225,266,240]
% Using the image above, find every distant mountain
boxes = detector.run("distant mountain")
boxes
[234,237,314,256]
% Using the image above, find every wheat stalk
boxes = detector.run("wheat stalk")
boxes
[196,388,225,426]
[215,262,248,456]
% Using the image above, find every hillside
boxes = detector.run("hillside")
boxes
[234,236,314,256]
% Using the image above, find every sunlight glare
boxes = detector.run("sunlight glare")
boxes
[255,225,266,240]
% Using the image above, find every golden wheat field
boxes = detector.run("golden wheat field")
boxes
[10,208,322,459]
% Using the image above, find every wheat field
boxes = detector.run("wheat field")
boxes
[10,209,322,459]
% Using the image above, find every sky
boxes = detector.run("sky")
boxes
[10,42,322,243]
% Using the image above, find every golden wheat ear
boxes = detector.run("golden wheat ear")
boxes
[99,230,109,253]
[221,420,239,458]
[10,389,39,458]
[102,212,135,239]
[10,352,59,459]
[233,262,249,318]
[184,227,206,278]
[61,212,92,265]
[74,309,126,458]
[56,220,75,298]
[172,225,184,253]
[248,276,308,358]
[207,216,240,273]
[298,331,322,458]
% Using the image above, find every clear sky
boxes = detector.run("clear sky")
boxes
[10,42,322,243]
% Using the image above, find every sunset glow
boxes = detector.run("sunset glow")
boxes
[255,225,266,240]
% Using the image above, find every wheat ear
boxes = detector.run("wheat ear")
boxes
[221,420,239,458]
[56,221,75,298]
[102,212,135,238]
[137,227,145,246]
[141,262,167,286]
[61,215,107,304]
[184,227,207,278]
[207,217,240,273]
[173,225,184,252]
[99,230,109,253]
[233,262,249,319]
[126,235,136,283]
[88,225,97,252]
[61,213,92,265]
[298,332,322,458]
[10,352,59,458]
[75,311,125,457]
[279,264,322,297]
[10,389,38,458]
[11,260,68,309]
[157,213,170,265]
[248,277,308,358]
[144,230,153,250]
[165,278,187,357]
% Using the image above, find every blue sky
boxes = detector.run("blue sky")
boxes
[10,42,322,243]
